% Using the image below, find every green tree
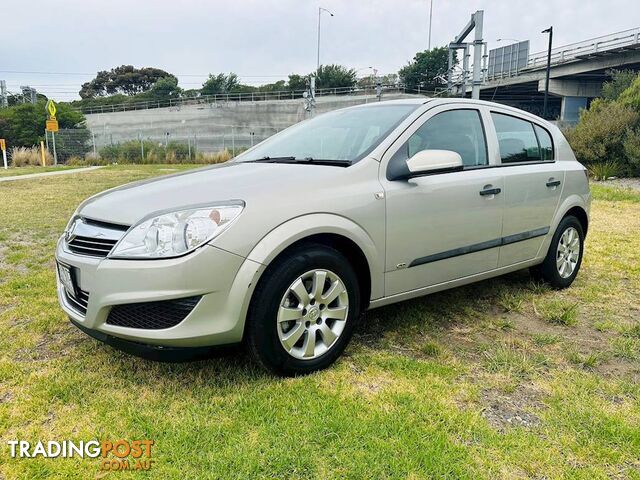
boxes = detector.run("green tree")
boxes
[79,66,176,98]
[287,74,308,91]
[601,70,638,101]
[143,76,182,101]
[0,101,86,148]
[201,73,241,96]
[399,47,454,91]
[315,64,357,90]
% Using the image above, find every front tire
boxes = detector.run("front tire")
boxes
[531,215,584,289]
[246,244,361,376]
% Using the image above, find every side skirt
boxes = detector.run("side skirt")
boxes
[368,257,541,310]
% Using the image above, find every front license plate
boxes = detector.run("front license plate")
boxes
[57,262,76,297]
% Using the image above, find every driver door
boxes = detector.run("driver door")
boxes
[381,105,504,296]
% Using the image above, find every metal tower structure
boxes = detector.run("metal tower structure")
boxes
[447,10,487,99]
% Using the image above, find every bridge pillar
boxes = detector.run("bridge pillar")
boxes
[560,96,589,123]
[537,79,600,122]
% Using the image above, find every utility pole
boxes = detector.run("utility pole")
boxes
[428,0,434,50]
[316,7,334,73]
[542,26,553,119]
[0,81,7,108]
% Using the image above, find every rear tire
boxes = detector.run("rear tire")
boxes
[246,244,361,376]
[531,216,584,289]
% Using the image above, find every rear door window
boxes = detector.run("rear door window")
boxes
[491,112,541,163]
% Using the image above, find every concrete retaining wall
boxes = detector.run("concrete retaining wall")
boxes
[85,93,421,152]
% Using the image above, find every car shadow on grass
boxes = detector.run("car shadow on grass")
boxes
[354,268,541,351]
[73,269,541,383]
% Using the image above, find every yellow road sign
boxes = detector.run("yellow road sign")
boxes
[46,99,57,119]
[46,119,59,132]
[0,139,5,151]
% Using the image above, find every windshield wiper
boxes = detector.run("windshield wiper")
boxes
[247,156,352,167]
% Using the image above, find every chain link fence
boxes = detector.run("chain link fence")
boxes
[48,126,279,163]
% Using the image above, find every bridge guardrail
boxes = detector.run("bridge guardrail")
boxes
[526,26,640,70]
[451,26,640,84]
[77,85,412,115]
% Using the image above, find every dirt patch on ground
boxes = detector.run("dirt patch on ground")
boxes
[0,391,13,404]
[14,326,83,363]
[595,358,640,382]
[480,382,545,431]
[594,178,640,191]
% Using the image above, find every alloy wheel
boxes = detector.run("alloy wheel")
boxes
[556,227,580,278]
[277,269,349,360]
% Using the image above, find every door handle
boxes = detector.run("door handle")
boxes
[479,187,501,196]
[546,180,561,188]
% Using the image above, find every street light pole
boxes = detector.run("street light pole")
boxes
[317,7,334,73]
[428,0,433,50]
[542,26,553,119]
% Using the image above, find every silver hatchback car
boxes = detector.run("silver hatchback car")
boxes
[56,98,590,375]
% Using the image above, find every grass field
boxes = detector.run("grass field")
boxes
[0,165,639,479]
[0,166,89,178]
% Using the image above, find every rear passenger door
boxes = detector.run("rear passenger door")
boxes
[488,111,565,267]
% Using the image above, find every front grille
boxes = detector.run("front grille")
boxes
[68,236,118,257]
[64,288,90,315]
[65,217,128,258]
[106,296,202,330]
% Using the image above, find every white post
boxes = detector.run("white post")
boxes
[2,149,7,169]
[52,131,58,165]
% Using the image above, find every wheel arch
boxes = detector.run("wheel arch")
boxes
[564,205,589,237]
[246,214,383,307]
[536,195,590,260]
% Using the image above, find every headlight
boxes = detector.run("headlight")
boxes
[109,203,244,259]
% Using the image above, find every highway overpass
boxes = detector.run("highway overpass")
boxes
[453,27,640,122]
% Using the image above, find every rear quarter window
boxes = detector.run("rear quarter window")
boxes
[533,124,554,160]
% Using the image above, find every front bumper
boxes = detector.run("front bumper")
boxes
[56,237,265,348]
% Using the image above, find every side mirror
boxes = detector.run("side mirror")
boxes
[406,149,463,176]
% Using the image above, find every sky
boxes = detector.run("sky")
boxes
[1,0,638,101]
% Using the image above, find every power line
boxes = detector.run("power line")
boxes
[0,70,292,78]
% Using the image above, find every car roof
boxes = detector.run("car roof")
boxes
[346,97,553,128]
[353,98,431,107]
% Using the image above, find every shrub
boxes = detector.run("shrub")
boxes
[66,155,110,167]
[622,128,640,171]
[10,146,53,167]
[618,74,640,111]
[97,140,231,165]
[588,160,619,180]
[165,141,191,162]
[98,144,122,161]
[566,99,639,175]
[194,150,232,164]
[601,69,638,101]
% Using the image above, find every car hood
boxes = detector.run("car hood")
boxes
[78,161,353,226]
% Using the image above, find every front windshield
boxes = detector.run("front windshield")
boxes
[238,104,419,164]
